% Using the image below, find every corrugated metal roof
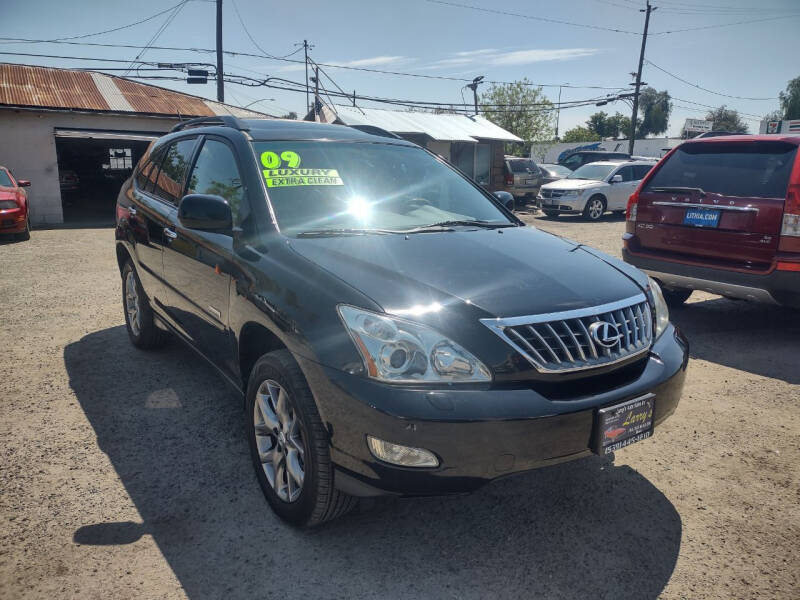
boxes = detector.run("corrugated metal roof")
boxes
[327,105,523,143]
[0,63,267,118]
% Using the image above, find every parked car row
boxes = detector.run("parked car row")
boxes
[0,165,31,241]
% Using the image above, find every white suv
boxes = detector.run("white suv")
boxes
[537,160,656,221]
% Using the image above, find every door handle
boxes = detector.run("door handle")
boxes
[164,227,178,240]
[128,206,137,217]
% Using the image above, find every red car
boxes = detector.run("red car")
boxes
[0,166,31,240]
[623,135,800,309]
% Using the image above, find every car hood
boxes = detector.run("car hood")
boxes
[541,178,607,191]
[287,226,644,319]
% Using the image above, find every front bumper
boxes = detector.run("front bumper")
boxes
[0,207,27,234]
[297,325,689,497]
[623,248,800,309]
[537,194,584,213]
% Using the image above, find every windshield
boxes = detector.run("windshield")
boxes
[508,159,535,173]
[567,163,615,181]
[251,141,512,235]
[541,164,571,177]
[0,170,12,187]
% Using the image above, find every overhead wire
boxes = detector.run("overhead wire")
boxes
[122,1,187,76]
[645,59,778,100]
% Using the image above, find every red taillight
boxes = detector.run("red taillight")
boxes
[778,154,800,253]
[626,188,639,222]
[505,174,513,186]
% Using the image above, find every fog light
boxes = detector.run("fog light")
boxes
[367,436,439,467]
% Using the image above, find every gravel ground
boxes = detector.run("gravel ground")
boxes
[0,214,798,600]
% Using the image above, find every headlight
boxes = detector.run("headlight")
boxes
[337,305,491,383]
[648,277,669,338]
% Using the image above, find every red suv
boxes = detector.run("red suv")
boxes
[622,135,800,308]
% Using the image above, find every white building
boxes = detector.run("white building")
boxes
[0,63,266,226]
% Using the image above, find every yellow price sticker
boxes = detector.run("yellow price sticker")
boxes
[260,150,301,169]
[263,168,343,188]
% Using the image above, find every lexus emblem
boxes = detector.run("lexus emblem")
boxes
[588,321,623,348]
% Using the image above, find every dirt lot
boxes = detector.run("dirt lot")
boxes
[1,214,798,599]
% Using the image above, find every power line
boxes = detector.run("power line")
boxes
[0,39,629,90]
[645,59,778,100]
[0,1,191,45]
[122,1,187,76]
[421,0,641,35]
[650,13,799,34]
[229,0,304,60]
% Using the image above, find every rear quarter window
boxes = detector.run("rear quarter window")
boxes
[646,142,798,199]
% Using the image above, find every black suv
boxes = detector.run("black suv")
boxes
[115,116,688,526]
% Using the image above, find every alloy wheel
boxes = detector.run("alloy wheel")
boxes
[253,379,306,502]
[125,271,141,336]
[588,198,604,220]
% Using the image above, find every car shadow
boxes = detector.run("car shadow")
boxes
[669,296,800,384]
[533,212,625,223]
[65,326,681,600]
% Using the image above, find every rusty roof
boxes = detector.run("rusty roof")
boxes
[0,63,267,118]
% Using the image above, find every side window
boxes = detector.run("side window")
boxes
[563,154,581,169]
[135,159,152,189]
[153,138,196,204]
[633,164,653,180]
[145,147,165,194]
[186,139,248,227]
[616,166,634,182]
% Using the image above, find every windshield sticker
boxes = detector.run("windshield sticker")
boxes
[263,168,343,188]
[261,150,302,169]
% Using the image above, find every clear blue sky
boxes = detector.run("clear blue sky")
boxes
[2,0,799,137]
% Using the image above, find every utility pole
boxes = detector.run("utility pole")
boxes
[629,0,655,155]
[555,85,563,141]
[466,76,484,116]
[313,66,320,120]
[216,0,224,102]
[304,40,310,114]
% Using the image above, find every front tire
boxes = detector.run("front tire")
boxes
[246,350,356,527]
[583,195,606,221]
[662,287,693,306]
[542,209,559,218]
[17,217,30,241]
[121,261,168,349]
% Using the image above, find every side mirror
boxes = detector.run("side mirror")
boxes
[493,190,515,211]
[178,194,232,231]
[610,174,623,183]
[17,180,31,187]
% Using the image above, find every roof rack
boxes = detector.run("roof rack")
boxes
[170,115,250,133]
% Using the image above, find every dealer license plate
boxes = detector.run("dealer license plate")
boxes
[525,179,536,185]
[683,208,720,228]
[594,394,655,455]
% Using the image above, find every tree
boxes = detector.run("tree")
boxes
[480,78,555,152]
[281,111,298,120]
[586,111,632,139]
[561,126,600,143]
[763,109,783,123]
[706,105,749,134]
[779,76,800,120]
[638,87,672,137]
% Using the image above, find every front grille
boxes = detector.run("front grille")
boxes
[481,294,653,373]
[540,189,566,199]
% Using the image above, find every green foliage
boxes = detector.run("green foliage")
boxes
[586,111,632,139]
[763,109,783,122]
[561,126,601,143]
[281,112,298,120]
[638,88,672,137]
[779,76,800,120]
[480,79,556,150]
[705,105,749,134]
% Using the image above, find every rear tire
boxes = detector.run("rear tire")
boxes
[662,287,693,306]
[583,195,606,221]
[246,350,356,527]
[121,261,168,349]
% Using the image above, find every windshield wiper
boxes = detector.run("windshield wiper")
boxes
[296,228,394,238]
[648,186,707,197]
[407,220,516,232]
